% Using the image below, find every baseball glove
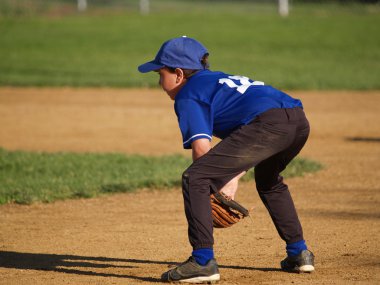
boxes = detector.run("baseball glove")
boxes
[210,191,250,228]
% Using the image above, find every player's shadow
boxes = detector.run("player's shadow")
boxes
[0,251,164,282]
[0,251,281,282]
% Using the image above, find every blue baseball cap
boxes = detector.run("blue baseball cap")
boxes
[138,36,208,73]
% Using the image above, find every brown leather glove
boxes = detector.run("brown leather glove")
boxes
[210,191,250,228]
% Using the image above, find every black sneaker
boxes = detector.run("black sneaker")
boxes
[281,249,315,273]
[161,256,220,283]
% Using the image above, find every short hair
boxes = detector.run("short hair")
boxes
[167,54,209,78]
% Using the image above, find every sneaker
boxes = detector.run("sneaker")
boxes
[281,249,315,273]
[161,256,220,283]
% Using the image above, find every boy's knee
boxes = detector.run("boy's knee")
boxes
[182,170,191,193]
[182,169,212,195]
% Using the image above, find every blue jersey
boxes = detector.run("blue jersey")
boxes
[174,70,303,149]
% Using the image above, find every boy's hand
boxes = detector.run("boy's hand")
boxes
[220,171,246,200]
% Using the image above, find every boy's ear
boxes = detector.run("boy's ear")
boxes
[175,68,185,82]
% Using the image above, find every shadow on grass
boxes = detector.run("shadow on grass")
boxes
[0,251,281,282]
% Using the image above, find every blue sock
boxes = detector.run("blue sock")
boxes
[286,240,307,257]
[192,248,214,266]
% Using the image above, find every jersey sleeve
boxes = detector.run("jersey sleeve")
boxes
[174,99,213,149]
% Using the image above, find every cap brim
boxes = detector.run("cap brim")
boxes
[138,60,165,73]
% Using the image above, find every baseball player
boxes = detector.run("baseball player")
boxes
[138,36,315,283]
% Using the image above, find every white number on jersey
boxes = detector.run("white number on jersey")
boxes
[218,76,264,94]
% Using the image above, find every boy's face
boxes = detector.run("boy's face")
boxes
[157,68,186,100]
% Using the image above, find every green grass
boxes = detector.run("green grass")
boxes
[0,2,379,89]
[0,148,322,205]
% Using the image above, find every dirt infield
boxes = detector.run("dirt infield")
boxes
[0,88,379,285]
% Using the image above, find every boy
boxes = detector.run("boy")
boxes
[138,36,314,283]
